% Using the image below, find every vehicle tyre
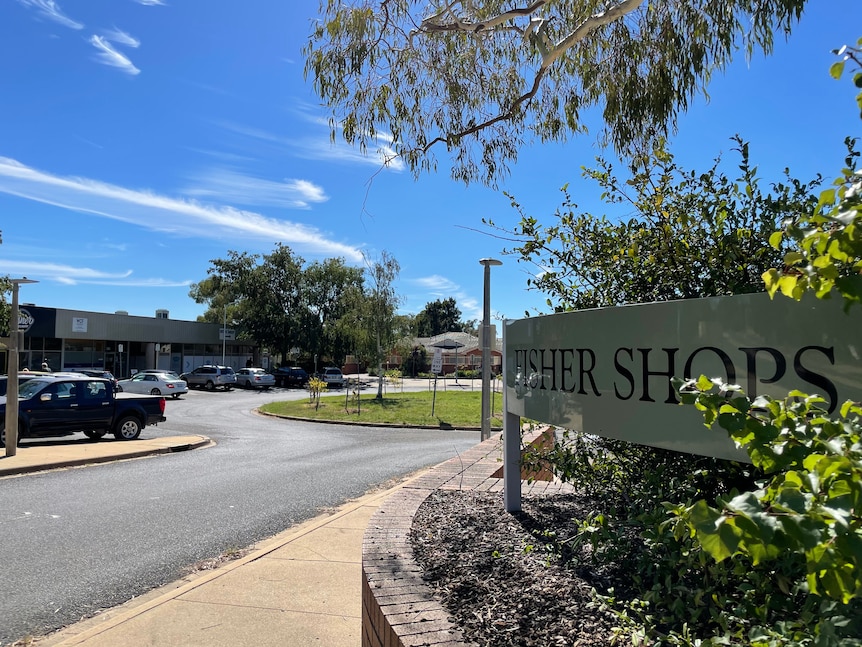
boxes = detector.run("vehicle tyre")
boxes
[113,416,142,440]
[205,380,215,391]
[0,420,24,447]
[150,388,162,395]
[172,393,181,399]
[83,430,106,441]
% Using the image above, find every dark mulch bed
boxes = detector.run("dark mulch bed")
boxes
[410,489,625,647]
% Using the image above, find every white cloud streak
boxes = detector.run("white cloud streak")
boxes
[217,120,406,172]
[134,0,166,5]
[102,27,140,48]
[17,0,83,29]
[0,157,364,262]
[0,259,189,287]
[410,275,482,321]
[184,169,328,209]
[89,35,140,75]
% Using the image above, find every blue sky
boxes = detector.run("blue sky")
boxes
[0,0,859,327]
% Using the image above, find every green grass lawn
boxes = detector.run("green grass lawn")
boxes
[259,389,503,429]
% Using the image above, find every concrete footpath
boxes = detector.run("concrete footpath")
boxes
[0,435,462,647]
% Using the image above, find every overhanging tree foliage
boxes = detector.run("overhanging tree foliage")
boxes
[305,0,807,186]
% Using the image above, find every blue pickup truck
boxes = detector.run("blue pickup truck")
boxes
[0,375,167,447]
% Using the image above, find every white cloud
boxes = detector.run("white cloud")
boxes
[89,35,140,75]
[410,275,482,321]
[102,27,140,48]
[0,156,364,262]
[184,169,328,209]
[134,0,166,5]
[414,275,459,292]
[17,0,83,30]
[0,259,188,288]
[217,120,406,172]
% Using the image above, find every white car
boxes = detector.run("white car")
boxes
[235,367,276,389]
[118,372,188,399]
[320,367,345,389]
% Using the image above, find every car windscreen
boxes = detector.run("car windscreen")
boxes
[18,379,51,399]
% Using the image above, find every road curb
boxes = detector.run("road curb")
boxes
[0,436,213,477]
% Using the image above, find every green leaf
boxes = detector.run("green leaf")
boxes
[778,275,799,299]
[783,251,804,265]
[830,60,846,80]
[768,230,784,250]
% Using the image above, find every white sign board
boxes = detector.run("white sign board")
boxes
[219,328,235,341]
[504,292,861,463]
[430,348,443,374]
[72,317,88,333]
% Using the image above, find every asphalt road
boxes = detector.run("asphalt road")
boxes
[0,379,480,646]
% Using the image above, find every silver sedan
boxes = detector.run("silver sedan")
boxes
[117,372,189,398]
[235,367,276,390]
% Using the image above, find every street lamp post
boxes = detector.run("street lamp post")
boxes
[479,258,502,441]
[5,278,38,457]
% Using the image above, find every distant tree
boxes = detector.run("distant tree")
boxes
[0,230,10,337]
[416,297,463,336]
[305,0,808,186]
[355,251,402,399]
[190,245,306,362]
[391,313,419,340]
[301,258,365,365]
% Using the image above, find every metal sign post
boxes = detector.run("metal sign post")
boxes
[5,278,38,456]
[430,349,442,416]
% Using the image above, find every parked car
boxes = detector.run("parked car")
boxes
[0,376,166,446]
[236,367,276,390]
[179,365,236,391]
[0,371,56,397]
[319,367,345,389]
[77,369,119,389]
[271,366,309,388]
[117,372,188,398]
[140,369,183,380]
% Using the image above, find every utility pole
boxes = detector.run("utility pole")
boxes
[5,278,38,456]
[479,259,501,441]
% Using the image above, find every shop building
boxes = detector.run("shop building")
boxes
[2,305,258,377]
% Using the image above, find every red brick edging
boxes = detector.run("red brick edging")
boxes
[361,431,574,647]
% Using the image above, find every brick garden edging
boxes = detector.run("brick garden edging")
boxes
[361,430,574,647]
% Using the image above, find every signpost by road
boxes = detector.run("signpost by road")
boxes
[501,292,862,512]
[430,349,443,416]
[5,278,38,456]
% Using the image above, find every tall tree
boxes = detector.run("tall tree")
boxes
[416,297,463,337]
[189,245,306,362]
[305,0,806,186]
[301,258,365,365]
[357,251,402,399]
